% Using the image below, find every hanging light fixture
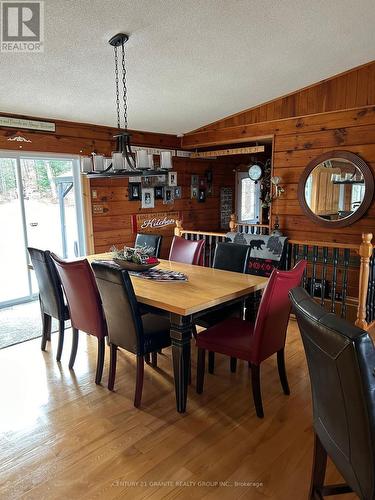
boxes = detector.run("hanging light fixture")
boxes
[109,33,137,171]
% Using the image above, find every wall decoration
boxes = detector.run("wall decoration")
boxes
[0,115,55,132]
[129,183,141,201]
[131,211,181,234]
[163,187,174,204]
[141,176,153,187]
[220,187,233,229]
[141,188,155,208]
[198,188,206,203]
[168,171,177,186]
[155,174,167,184]
[191,174,199,186]
[174,186,182,199]
[191,186,198,199]
[154,186,164,199]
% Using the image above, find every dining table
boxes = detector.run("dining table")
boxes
[88,253,268,413]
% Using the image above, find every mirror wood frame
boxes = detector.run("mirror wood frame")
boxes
[297,150,374,228]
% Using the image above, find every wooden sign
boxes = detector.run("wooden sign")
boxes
[191,145,264,159]
[0,116,56,132]
[131,211,181,234]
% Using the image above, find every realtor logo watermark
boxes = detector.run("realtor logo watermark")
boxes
[1,1,44,52]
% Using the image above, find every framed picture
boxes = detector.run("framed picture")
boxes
[163,187,174,204]
[174,186,182,199]
[141,176,153,187]
[191,174,199,186]
[198,188,206,203]
[141,188,155,208]
[129,182,141,201]
[154,186,164,200]
[168,171,177,187]
[191,186,198,199]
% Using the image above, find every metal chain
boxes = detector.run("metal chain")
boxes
[121,42,128,130]
[114,46,121,129]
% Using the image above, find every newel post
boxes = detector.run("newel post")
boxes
[229,213,238,232]
[175,219,183,237]
[355,232,373,330]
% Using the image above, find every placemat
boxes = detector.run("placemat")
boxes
[93,260,188,282]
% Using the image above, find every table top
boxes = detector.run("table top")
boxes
[88,253,268,316]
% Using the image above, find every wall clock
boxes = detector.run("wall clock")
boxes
[248,164,263,182]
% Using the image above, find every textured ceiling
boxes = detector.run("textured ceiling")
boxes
[1,0,375,134]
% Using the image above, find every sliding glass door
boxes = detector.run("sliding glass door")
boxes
[0,152,85,307]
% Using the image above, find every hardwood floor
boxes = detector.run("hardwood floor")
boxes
[0,320,357,499]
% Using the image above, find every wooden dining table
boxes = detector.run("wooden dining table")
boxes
[88,254,268,413]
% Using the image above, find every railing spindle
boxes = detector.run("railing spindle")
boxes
[311,246,318,297]
[340,248,350,318]
[331,248,339,313]
[321,247,328,307]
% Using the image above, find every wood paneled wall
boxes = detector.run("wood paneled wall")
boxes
[183,61,375,245]
[90,157,235,257]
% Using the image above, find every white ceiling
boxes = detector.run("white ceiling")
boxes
[1,0,375,135]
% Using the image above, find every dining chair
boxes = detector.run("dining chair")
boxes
[28,247,69,360]
[195,242,251,369]
[168,236,205,265]
[196,260,306,418]
[135,233,162,257]
[290,287,375,499]
[50,254,107,384]
[92,261,172,407]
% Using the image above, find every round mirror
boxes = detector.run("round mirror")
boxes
[298,151,374,228]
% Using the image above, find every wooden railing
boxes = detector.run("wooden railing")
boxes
[174,216,374,330]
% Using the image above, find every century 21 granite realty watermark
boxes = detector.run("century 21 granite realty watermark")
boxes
[1,1,44,52]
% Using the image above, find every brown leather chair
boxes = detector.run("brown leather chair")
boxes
[92,261,171,407]
[169,236,205,265]
[28,247,69,360]
[50,254,107,384]
[290,287,375,499]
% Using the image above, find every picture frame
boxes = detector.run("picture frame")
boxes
[154,186,164,200]
[198,188,206,203]
[191,186,198,199]
[168,171,177,187]
[129,182,141,201]
[191,174,199,186]
[163,187,174,204]
[141,187,155,209]
[174,186,182,199]
[141,176,153,187]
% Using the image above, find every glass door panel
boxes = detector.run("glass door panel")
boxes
[0,158,30,303]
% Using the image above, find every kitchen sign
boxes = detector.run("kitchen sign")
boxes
[0,116,56,132]
[131,212,181,234]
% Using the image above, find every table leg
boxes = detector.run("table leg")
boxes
[170,313,192,413]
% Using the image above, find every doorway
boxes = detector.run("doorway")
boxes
[236,171,261,224]
[0,152,85,308]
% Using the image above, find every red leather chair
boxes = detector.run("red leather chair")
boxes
[196,260,307,418]
[50,254,107,384]
[169,236,205,265]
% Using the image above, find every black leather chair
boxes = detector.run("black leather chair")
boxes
[195,242,251,373]
[134,233,162,257]
[92,261,171,407]
[28,247,69,360]
[290,287,375,499]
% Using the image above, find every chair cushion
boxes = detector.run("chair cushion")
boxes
[142,313,171,354]
[196,317,255,362]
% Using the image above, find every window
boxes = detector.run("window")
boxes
[236,172,260,223]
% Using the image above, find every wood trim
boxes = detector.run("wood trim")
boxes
[81,174,95,255]
[297,151,374,229]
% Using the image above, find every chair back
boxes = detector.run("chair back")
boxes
[251,260,306,364]
[290,287,375,499]
[50,254,106,339]
[28,247,66,320]
[213,242,250,273]
[169,236,205,265]
[135,233,162,257]
[92,262,144,355]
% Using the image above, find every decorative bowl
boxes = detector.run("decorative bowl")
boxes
[113,259,159,271]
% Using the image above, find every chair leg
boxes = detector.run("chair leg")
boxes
[230,357,237,373]
[309,432,327,500]
[196,348,205,394]
[134,355,144,408]
[192,324,198,339]
[151,352,157,368]
[108,344,117,391]
[277,348,290,395]
[41,313,51,351]
[56,320,65,362]
[68,328,79,369]
[145,353,150,364]
[95,338,105,385]
[250,364,264,418]
[208,351,215,374]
